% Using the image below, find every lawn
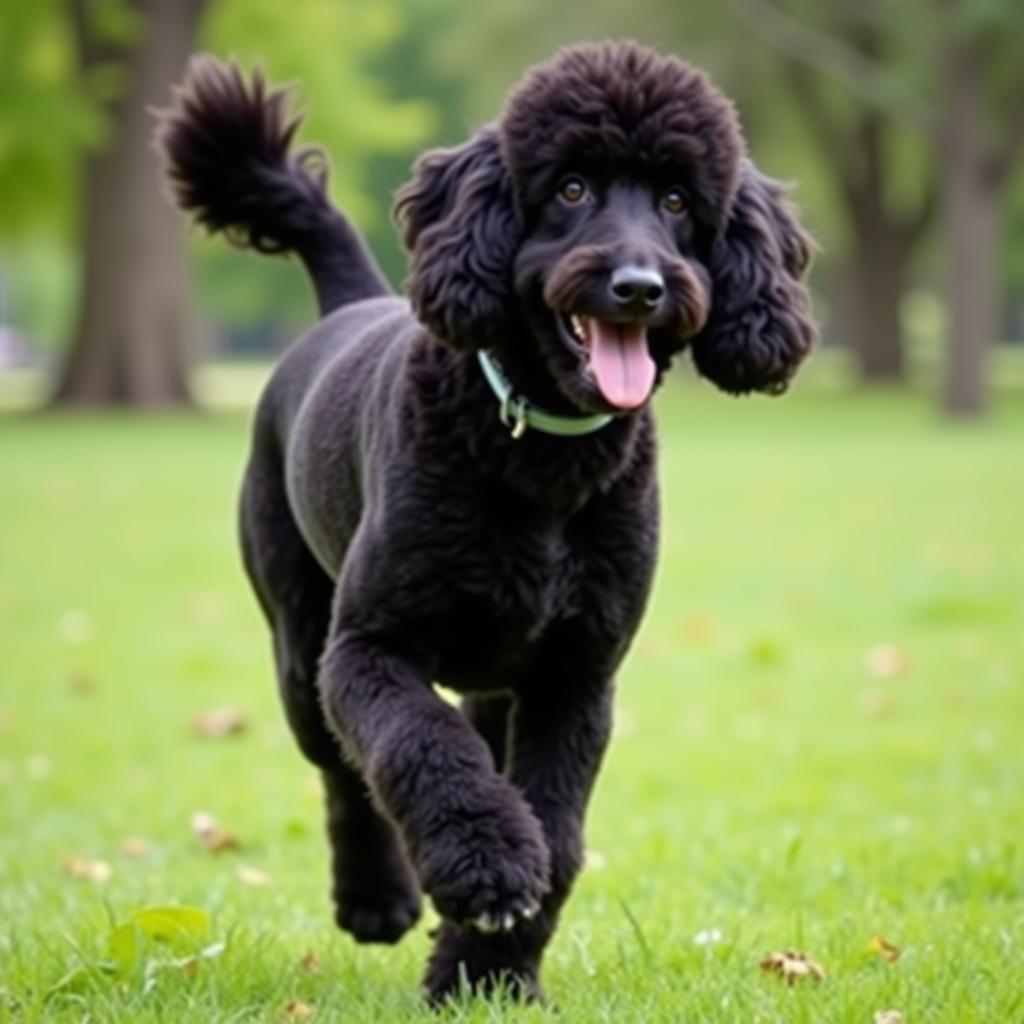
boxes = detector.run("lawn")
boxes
[1,366,1023,1023]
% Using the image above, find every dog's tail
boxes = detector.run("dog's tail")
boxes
[156,57,390,316]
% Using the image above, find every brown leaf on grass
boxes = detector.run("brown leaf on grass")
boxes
[236,864,271,887]
[192,706,249,738]
[61,856,113,882]
[759,949,826,985]
[865,643,908,680]
[678,612,718,645]
[67,671,97,696]
[874,1012,904,1024]
[191,811,240,853]
[868,934,902,964]
[282,1000,315,1019]
[120,835,152,858]
[300,950,321,974]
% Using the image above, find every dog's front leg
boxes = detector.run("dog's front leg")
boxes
[423,671,613,1004]
[317,628,552,935]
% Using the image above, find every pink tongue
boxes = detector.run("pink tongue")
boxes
[588,321,656,410]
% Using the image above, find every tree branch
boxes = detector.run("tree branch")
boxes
[726,0,938,135]
[782,61,865,206]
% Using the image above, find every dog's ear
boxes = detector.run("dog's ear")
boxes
[690,160,816,395]
[394,127,521,349]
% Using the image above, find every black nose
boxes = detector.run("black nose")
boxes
[609,265,665,314]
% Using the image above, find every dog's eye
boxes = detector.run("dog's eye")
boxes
[661,188,686,215]
[558,176,588,204]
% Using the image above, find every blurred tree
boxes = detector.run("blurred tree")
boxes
[729,0,938,384]
[1,0,432,406]
[52,0,206,406]
[935,0,1024,415]
[0,2,105,235]
[731,0,1024,412]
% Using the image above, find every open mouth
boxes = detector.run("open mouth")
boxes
[558,312,657,411]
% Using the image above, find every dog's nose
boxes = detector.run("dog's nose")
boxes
[609,266,665,314]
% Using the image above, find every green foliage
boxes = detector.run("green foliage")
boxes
[1,371,1023,1021]
[0,0,101,235]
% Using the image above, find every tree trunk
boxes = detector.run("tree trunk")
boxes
[833,226,910,383]
[939,31,996,418]
[52,0,207,408]
[783,57,931,386]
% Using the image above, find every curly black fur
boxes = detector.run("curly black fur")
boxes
[157,40,815,1005]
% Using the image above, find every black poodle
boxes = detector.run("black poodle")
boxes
[158,40,814,1003]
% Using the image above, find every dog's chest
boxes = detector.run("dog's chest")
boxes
[427,515,585,686]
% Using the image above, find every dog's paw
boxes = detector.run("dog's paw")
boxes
[417,793,551,929]
[422,921,543,1006]
[335,886,422,944]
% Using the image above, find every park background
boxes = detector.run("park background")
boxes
[1,1,1022,1022]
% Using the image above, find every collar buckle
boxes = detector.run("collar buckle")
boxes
[499,394,528,439]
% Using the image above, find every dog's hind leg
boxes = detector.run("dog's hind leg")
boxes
[240,459,421,944]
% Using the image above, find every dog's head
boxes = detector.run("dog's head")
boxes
[395,41,815,413]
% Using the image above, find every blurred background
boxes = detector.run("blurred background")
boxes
[0,0,1022,414]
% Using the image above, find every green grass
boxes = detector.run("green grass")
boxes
[1,368,1023,1023]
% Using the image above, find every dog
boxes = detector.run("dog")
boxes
[158,39,814,1003]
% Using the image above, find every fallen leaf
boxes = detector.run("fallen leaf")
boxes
[68,671,97,696]
[62,856,113,882]
[191,811,240,853]
[300,950,321,974]
[283,1000,315,1019]
[868,934,902,964]
[759,949,826,985]
[874,1012,904,1024]
[236,864,271,887]
[120,835,152,858]
[192,706,248,738]
[678,612,717,645]
[107,905,213,973]
[865,644,908,680]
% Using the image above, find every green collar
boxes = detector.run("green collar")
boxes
[476,349,613,439]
